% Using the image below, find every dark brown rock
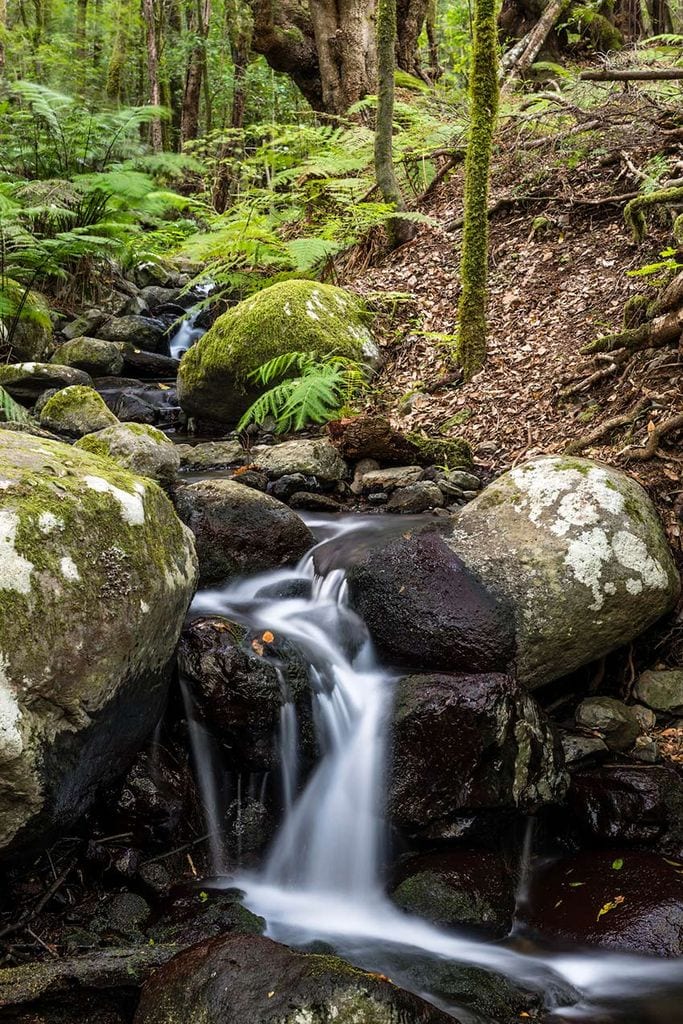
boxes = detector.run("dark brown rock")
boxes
[389,672,567,838]
[347,529,515,674]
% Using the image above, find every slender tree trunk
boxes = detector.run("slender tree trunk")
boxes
[181,0,211,144]
[425,0,440,78]
[228,0,252,128]
[646,0,673,33]
[374,0,415,248]
[92,0,103,66]
[456,0,500,379]
[107,0,131,100]
[0,0,7,73]
[167,0,184,147]
[76,0,88,60]
[142,0,163,151]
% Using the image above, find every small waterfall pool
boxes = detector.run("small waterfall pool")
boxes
[186,514,683,1023]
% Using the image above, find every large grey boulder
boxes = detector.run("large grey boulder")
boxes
[50,336,124,376]
[0,431,197,853]
[0,362,92,402]
[446,456,680,687]
[252,438,348,483]
[75,423,180,482]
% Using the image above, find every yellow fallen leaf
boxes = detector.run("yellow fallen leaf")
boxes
[262,631,275,644]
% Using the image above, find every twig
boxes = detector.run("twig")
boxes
[620,412,683,459]
[0,856,77,942]
[580,68,683,82]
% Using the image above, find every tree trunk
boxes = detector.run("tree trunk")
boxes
[0,0,7,73]
[248,0,429,114]
[142,0,163,152]
[374,0,415,248]
[181,0,211,144]
[228,0,253,128]
[167,0,184,146]
[456,0,501,379]
[92,0,103,66]
[647,0,673,34]
[107,0,131,100]
[505,0,566,79]
[76,0,88,61]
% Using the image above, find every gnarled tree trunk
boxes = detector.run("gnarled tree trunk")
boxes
[248,0,429,114]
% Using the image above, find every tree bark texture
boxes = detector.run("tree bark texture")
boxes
[142,0,163,151]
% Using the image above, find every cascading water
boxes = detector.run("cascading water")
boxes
[187,514,683,1022]
[169,283,212,359]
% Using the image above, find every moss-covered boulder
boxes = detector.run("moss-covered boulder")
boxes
[177,280,379,424]
[50,337,124,376]
[39,384,119,437]
[75,423,180,482]
[134,933,453,1024]
[2,280,54,362]
[0,431,197,853]
[446,456,680,688]
[0,362,92,403]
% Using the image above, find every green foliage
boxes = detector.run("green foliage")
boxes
[0,386,32,425]
[238,351,370,433]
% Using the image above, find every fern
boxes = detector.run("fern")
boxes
[238,351,370,433]
[0,386,32,425]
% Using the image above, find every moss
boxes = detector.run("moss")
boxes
[455,0,501,380]
[624,186,683,243]
[407,433,473,469]
[622,294,650,330]
[572,6,623,50]
[393,871,494,928]
[39,385,118,436]
[177,281,375,424]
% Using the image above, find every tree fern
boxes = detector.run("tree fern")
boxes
[0,386,32,425]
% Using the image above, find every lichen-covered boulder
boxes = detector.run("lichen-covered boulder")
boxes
[0,363,92,402]
[446,456,680,688]
[389,673,567,839]
[176,440,246,473]
[173,478,314,585]
[75,423,180,482]
[50,336,124,376]
[134,933,455,1024]
[0,431,197,852]
[39,384,119,437]
[177,280,379,424]
[252,438,348,483]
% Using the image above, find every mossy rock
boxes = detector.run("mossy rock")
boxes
[2,280,54,361]
[406,433,473,469]
[177,280,379,425]
[75,423,180,482]
[39,384,119,437]
[448,456,680,687]
[0,430,197,853]
[50,336,125,376]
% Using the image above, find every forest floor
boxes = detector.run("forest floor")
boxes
[349,86,683,563]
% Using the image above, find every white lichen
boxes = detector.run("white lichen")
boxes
[0,510,33,594]
[564,527,613,610]
[612,530,668,590]
[84,475,145,526]
[60,556,80,582]
[38,511,64,534]
[0,653,22,762]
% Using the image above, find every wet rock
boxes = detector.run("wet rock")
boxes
[0,362,92,402]
[139,286,181,310]
[445,456,680,688]
[392,850,515,938]
[94,892,151,942]
[178,616,311,770]
[368,491,388,505]
[386,480,445,513]
[443,469,481,491]
[0,430,197,853]
[173,478,313,586]
[113,748,190,846]
[232,468,268,491]
[176,440,246,472]
[98,316,168,353]
[347,529,515,673]
[133,262,174,290]
[134,933,455,1024]
[523,849,683,956]
[62,308,108,341]
[252,438,348,483]
[95,382,181,428]
[390,672,567,838]
[635,669,683,715]
[289,490,341,512]
[361,465,424,491]
[560,733,609,768]
[575,697,643,751]
[269,472,313,501]
[39,384,119,437]
[148,887,264,948]
[6,286,53,361]
[120,349,179,380]
[631,735,660,762]
[75,423,180,482]
[50,337,124,376]
[568,764,683,850]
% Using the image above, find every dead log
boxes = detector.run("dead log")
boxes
[580,68,683,81]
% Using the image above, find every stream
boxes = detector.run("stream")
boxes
[186,514,683,1024]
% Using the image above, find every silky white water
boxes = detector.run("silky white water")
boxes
[188,514,683,1022]
[168,283,212,359]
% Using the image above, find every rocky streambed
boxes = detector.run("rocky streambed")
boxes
[0,272,683,1024]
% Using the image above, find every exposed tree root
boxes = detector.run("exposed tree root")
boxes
[558,351,628,397]
[620,412,683,460]
[624,186,683,242]
[581,307,683,354]
[565,398,652,454]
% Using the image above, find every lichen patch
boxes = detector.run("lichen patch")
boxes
[84,475,145,526]
[564,527,613,610]
[60,556,80,582]
[38,511,64,534]
[612,530,668,590]
[0,511,34,594]
[0,653,22,763]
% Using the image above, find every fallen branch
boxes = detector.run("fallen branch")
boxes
[621,412,683,459]
[580,68,683,82]
[565,398,651,453]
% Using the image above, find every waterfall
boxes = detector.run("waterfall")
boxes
[187,514,683,1020]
